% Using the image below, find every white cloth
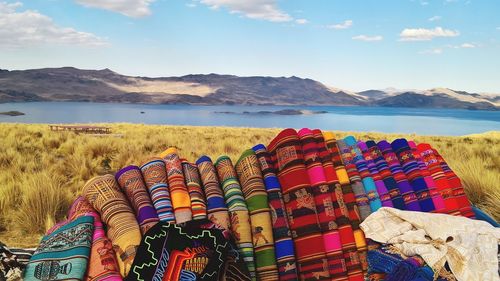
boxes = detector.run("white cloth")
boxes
[360,207,500,281]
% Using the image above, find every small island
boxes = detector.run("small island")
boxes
[0,111,25,116]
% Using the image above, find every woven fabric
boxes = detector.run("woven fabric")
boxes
[196,156,231,229]
[125,219,252,281]
[322,132,368,274]
[1,243,33,281]
[181,159,208,220]
[252,144,299,281]
[268,128,331,281]
[391,139,436,212]
[140,158,176,222]
[312,130,364,281]
[115,165,159,234]
[236,149,279,281]
[407,141,446,213]
[159,148,193,223]
[377,141,421,211]
[357,141,393,208]
[214,155,256,280]
[344,136,382,212]
[298,128,347,280]
[82,175,142,277]
[416,144,461,216]
[24,216,94,281]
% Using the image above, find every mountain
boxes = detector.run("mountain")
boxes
[0,67,498,110]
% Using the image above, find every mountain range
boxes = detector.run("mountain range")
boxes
[0,67,498,110]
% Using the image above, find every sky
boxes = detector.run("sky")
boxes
[0,0,499,93]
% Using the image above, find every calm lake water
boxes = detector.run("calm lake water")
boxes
[0,102,499,136]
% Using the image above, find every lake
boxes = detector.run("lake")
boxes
[0,102,499,136]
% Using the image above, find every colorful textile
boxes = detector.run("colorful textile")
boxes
[196,156,231,229]
[214,156,256,280]
[236,149,279,281]
[298,128,347,280]
[367,246,431,281]
[181,159,208,220]
[115,165,159,234]
[312,130,364,281]
[83,175,142,277]
[344,136,382,212]
[252,144,299,281]
[377,141,421,211]
[407,141,446,213]
[24,216,94,281]
[336,139,372,221]
[140,158,176,222]
[124,219,252,281]
[416,144,461,216]
[159,147,193,223]
[322,132,368,274]
[391,139,436,212]
[268,128,331,281]
[361,207,500,281]
[1,242,33,281]
[357,141,393,208]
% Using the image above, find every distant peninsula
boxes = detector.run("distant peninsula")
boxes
[0,111,25,116]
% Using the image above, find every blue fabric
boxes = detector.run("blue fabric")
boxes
[473,206,500,227]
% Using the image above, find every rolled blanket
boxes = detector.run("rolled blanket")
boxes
[0,243,34,281]
[268,128,331,281]
[323,132,368,273]
[181,159,208,220]
[83,175,142,277]
[235,149,279,281]
[344,136,382,212]
[159,148,193,223]
[140,158,176,222]
[407,141,446,213]
[377,141,421,211]
[391,139,435,212]
[416,144,460,215]
[24,216,94,281]
[252,144,299,281]
[312,130,364,281]
[115,165,159,234]
[357,141,393,208]
[336,139,372,221]
[214,155,256,280]
[196,156,231,229]
[298,128,347,280]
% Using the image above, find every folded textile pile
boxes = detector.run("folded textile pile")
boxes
[21,127,494,281]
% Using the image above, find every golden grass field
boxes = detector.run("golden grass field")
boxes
[0,123,498,247]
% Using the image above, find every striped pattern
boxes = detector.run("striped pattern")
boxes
[391,139,436,212]
[181,159,208,220]
[236,149,279,281]
[115,165,159,234]
[269,129,331,281]
[298,128,347,280]
[160,147,193,223]
[215,155,256,280]
[140,158,176,222]
[252,144,299,281]
[322,132,368,274]
[357,141,393,208]
[344,136,382,212]
[196,155,231,229]
[82,174,142,277]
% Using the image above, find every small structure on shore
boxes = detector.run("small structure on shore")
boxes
[49,125,111,134]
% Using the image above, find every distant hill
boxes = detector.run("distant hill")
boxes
[0,67,498,110]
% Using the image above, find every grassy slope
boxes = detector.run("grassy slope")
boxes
[0,123,498,247]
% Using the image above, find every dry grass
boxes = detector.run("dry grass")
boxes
[0,123,498,247]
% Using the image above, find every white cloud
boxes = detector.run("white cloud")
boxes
[497,27,500,30]
[459,43,475,48]
[295,18,308,24]
[399,27,459,41]
[327,20,353,30]
[199,0,292,22]
[428,16,441,21]
[75,0,155,18]
[0,2,107,47]
[420,1,429,5]
[352,35,383,42]
[419,48,443,55]
[186,3,197,8]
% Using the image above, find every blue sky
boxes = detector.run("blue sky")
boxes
[0,0,499,93]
